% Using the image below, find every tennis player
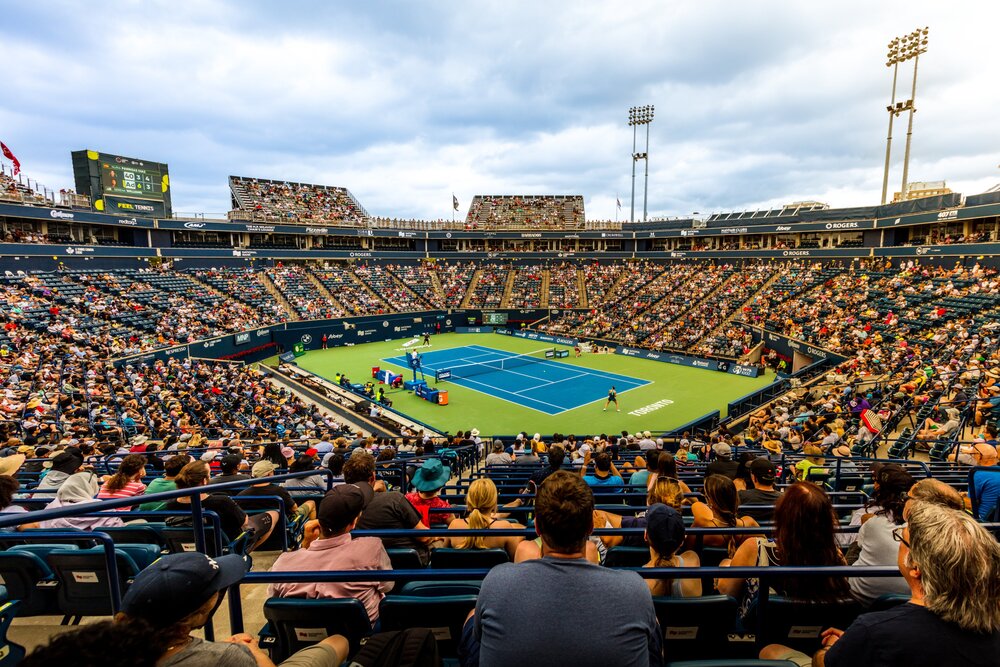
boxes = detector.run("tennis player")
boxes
[603,386,620,412]
[423,332,432,346]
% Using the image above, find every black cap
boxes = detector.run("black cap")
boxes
[318,484,370,533]
[47,450,84,474]
[749,457,776,483]
[120,553,248,626]
[646,504,685,556]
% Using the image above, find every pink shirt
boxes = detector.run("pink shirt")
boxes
[268,534,393,623]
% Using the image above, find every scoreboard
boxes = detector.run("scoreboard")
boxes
[71,149,172,218]
[483,312,508,325]
[99,158,162,199]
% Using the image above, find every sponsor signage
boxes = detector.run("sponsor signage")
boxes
[0,203,155,228]
[611,345,760,377]
[234,331,251,346]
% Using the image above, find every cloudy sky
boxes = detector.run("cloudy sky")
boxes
[1,1,998,221]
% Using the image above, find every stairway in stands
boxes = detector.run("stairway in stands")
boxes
[460,270,482,308]
[539,270,551,308]
[499,268,517,308]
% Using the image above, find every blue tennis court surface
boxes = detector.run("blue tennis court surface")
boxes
[382,344,650,415]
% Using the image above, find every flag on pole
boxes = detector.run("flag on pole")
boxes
[616,197,622,210]
[453,194,459,211]
[0,142,20,176]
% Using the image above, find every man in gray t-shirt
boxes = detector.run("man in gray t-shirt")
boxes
[459,471,662,667]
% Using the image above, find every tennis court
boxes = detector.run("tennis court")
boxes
[382,344,650,415]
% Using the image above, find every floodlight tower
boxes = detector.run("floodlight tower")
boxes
[881,28,929,204]
[628,105,654,222]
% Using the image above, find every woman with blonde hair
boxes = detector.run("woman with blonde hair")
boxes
[445,478,523,558]
[592,477,686,549]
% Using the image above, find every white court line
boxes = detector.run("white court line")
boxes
[466,344,651,384]
[512,372,591,394]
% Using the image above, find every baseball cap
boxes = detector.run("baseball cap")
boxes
[304,448,318,458]
[645,504,685,556]
[121,552,248,626]
[251,460,277,478]
[317,484,368,533]
[280,446,295,459]
[712,443,732,458]
[749,457,776,483]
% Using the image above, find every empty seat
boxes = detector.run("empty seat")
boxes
[261,597,372,662]
[653,595,742,662]
[379,594,478,659]
[430,548,508,570]
[46,547,147,622]
[750,596,863,654]
[0,551,61,616]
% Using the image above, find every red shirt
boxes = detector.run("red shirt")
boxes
[404,492,453,526]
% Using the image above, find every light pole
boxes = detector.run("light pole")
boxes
[881,28,928,204]
[628,105,654,222]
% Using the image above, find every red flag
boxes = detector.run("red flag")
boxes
[0,142,20,176]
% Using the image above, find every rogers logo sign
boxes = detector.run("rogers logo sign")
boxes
[825,222,859,230]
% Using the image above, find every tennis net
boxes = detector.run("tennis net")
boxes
[442,348,555,381]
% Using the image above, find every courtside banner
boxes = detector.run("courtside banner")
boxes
[614,346,760,377]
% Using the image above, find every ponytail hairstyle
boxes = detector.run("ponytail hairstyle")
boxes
[104,454,146,492]
[462,478,498,550]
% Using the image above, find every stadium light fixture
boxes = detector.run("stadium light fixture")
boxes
[881,27,929,204]
[628,105,655,222]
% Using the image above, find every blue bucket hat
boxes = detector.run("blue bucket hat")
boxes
[411,458,451,492]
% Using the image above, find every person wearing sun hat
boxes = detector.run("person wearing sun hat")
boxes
[404,458,454,527]
[115,552,349,666]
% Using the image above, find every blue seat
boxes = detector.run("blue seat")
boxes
[161,526,224,556]
[99,525,166,548]
[386,548,425,570]
[653,595,742,662]
[605,546,650,568]
[0,551,61,616]
[261,597,372,662]
[430,548,508,570]
[398,580,482,596]
[751,596,863,654]
[46,547,145,622]
[378,594,477,658]
[0,601,25,667]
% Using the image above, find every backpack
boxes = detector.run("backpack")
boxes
[348,628,441,667]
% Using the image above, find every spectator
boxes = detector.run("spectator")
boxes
[163,461,277,552]
[848,466,914,605]
[98,453,147,506]
[208,454,252,494]
[0,469,39,530]
[706,443,739,479]
[691,474,759,555]
[270,484,393,624]
[445,478,524,558]
[794,444,827,481]
[528,443,565,489]
[39,471,125,531]
[114,552,349,667]
[460,470,662,666]
[485,440,512,466]
[243,461,316,522]
[643,503,701,597]
[771,501,1000,666]
[34,449,84,493]
[579,451,624,489]
[139,454,190,511]
[405,458,453,527]
[738,458,782,523]
[345,452,436,566]
[593,477,686,549]
[629,450,658,489]
[282,454,328,496]
[719,482,849,627]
